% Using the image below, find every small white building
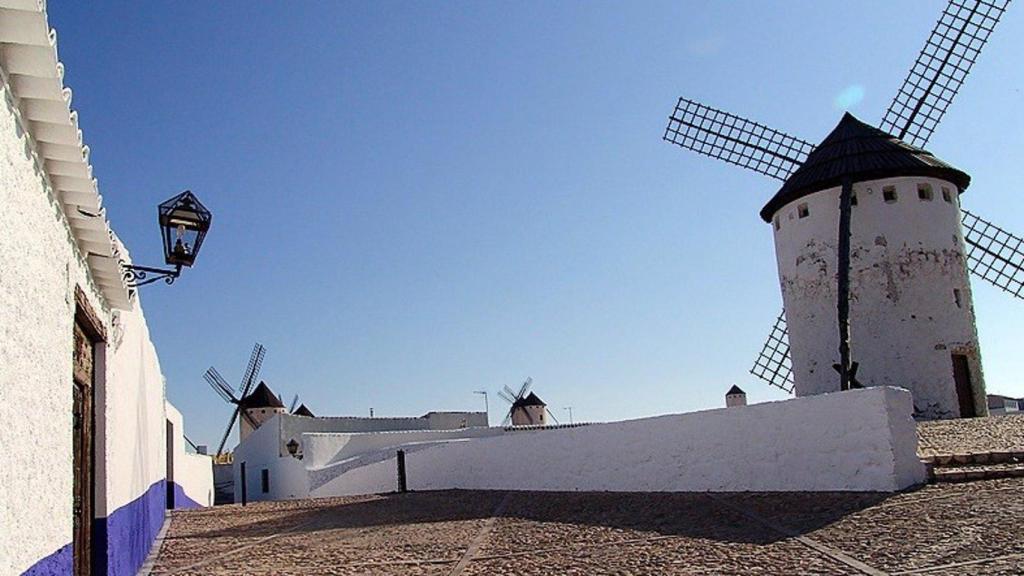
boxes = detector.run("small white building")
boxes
[764,113,986,420]
[725,385,747,407]
[987,394,1021,415]
[231,406,487,502]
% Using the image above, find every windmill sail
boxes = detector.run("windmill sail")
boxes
[238,343,266,394]
[664,98,815,181]
[749,310,795,393]
[880,0,1011,149]
[962,208,1024,298]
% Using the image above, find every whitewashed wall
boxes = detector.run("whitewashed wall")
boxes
[305,428,505,495]
[272,411,487,457]
[313,387,925,497]
[0,70,102,576]
[232,415,308,502]
[166,402,214,508]
[0,69,171,575]
[772,177,986,418]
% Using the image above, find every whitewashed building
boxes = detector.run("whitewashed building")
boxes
[764,114,987,420]
[0,4,211,576]
[229,390,487,503]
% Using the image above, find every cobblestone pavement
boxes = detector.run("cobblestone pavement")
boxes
[917,414,1024,457]
[152,478,1024,575]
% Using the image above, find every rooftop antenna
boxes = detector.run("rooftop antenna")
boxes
[473,390,489,425]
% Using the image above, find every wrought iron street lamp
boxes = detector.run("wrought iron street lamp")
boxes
[124,190,211,287]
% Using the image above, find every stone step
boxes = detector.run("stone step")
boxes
[929,463,1024,483]
[920,450,1024,468]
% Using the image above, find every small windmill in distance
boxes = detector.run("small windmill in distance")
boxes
[203,343,266,455]
[497,377,560,426]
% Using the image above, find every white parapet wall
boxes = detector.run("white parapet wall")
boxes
[312,387,925,497]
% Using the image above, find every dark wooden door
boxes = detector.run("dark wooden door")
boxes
[72,321,95,576]
[952,354,976,418]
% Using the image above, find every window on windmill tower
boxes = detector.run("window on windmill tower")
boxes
[774,215,781,230]
[954,288,963,308]
[883,186,898,203]
[797,203,809,219]
[850,192,858,206]
[918,183,933,201]
[942,187,953,203]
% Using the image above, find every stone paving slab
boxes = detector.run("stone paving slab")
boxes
[917,414,1024,457]
[153,479,1024,575]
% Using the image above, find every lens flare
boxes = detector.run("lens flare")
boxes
[834,84,865,110]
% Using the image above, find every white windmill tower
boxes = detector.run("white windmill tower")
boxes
[663,0,1017,419]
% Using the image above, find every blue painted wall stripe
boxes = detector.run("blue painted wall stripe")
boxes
[21,478,187,576]
[94,479,167,576]
[19,543,71,576]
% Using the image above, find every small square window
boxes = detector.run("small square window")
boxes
[850,192,858,206]
[774,215,780,231]
[883,186,897,203]
[797,203,809,218]
[953,288,962,308]
[918,183,933,201]
[942,187,952,203]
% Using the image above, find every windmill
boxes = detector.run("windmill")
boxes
[497,378,560,426]
[204,343,266,455]
[663,0,1017,418]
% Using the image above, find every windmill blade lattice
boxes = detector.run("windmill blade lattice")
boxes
[238,343,267,394]
[880,0,1011,149]
[962,208,1024,298]
[204,367,236,401]
[749,310,795,393]
[664,98,816,181]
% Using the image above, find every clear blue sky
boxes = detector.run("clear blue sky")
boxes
[49,1,1024,448]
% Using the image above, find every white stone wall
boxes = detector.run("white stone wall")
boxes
[232,414,495,502]
[103,300,168,511]
[232,415,308,502]
[313,387,926,496]
[166,402,214,507]
[272,411,486,459]
[0,72,170,573]
[771,177,986,418]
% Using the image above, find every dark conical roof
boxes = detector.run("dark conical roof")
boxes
[239,381,284,409]
[759,113,970,222]
[726,385,745,396]
[293,404,314,417]
[513,392,546,408]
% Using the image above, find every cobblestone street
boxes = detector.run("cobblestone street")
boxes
[151,477,1024,575]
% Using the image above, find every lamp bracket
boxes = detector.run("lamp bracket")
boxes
[123,264,183,288]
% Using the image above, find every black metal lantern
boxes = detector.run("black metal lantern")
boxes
[124,190,212,287]
[159,190,211,268]
[286,439,301,458]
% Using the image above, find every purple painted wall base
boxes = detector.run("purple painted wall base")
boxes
[92,479,166,576]
[171,482,203,510]
[20,543,71,576]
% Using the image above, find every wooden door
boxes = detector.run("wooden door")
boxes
[72,321,95,575]
[952,354,976,418]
